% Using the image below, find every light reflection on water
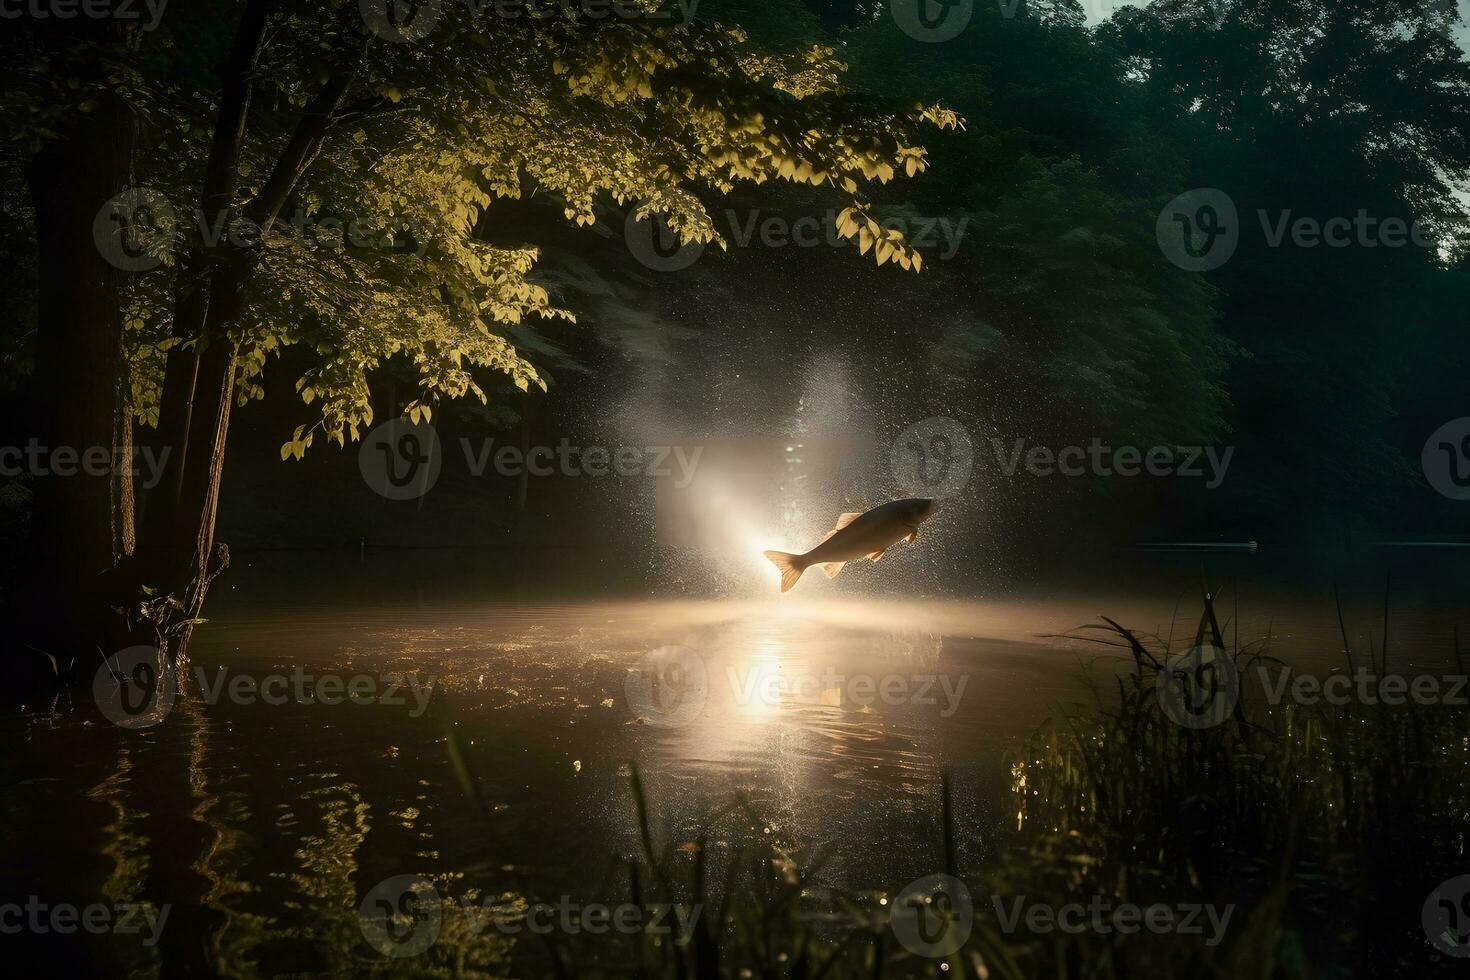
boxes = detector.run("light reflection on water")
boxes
[2,594,1461,976]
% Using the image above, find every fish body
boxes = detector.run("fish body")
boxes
[763,498,938,593]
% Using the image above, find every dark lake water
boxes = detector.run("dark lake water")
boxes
[3,569,1464,977]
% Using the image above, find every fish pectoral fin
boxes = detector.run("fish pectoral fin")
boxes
[821,561,846,579]
[866,548,888,562]
[905,529,918,543]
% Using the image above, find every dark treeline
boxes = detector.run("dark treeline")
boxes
[485,0,1470,578]
[706,0,1470,550]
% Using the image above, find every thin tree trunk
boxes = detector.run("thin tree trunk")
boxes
[113,383,136,560]
[148,66,360,657]
[169,337,238,657]
[141,0,270,570]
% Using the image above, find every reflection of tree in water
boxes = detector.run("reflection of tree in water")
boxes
[85,738,163,979]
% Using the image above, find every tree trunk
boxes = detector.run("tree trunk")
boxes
[113,384,136,560]
[167,335,239,657]
[140,0,270,580]
[141,46,359,658]
[24,92,136,674]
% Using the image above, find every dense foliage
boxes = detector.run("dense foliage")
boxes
[2,0,956,459]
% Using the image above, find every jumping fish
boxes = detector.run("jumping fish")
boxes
[762,498,939,593]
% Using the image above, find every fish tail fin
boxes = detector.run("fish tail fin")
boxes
[763,551,806,593]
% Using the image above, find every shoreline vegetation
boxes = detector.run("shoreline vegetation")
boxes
[452,589,1468,979]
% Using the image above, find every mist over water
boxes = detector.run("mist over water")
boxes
[609,340,967,597]
[584,235,1044,601]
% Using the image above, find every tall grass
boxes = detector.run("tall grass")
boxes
[1002,587,1470,978]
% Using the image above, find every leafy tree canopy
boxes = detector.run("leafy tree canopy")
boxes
[1,0,958,458]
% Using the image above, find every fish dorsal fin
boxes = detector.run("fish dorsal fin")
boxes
[822,561,846,579]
